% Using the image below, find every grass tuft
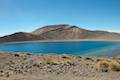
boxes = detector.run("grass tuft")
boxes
[96,59,120,72]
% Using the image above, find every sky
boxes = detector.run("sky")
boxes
[0,0,120,36]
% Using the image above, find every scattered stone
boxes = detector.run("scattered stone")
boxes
[14,54,20,57]
[0,52,120,80]
[85,57,94,61]
[26,53,32,55]
[61,55,71,59]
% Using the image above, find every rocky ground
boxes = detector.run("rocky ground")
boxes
[0,52,120,80]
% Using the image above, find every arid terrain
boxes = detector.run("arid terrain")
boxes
[1,24,120,43]
[0,52,120,80]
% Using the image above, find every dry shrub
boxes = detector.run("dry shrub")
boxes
[116,59,120,64]
[109,60,120,71]
[96,59,120,72]
[45,61,62,65]
[96,58,111,62]
[63,59,75,65]
[45,60,75,65]
[96,60,109,72]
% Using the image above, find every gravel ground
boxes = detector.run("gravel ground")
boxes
[0,52,120,80]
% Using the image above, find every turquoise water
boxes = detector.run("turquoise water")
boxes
[0,41,120,56]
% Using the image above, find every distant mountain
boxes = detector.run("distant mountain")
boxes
[0,24,120,43]
[0,32,45,43]
[32,24,90,39]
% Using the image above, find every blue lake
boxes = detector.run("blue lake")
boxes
[0,41,120,56]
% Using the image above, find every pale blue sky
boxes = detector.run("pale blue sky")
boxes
[0,0,120,36]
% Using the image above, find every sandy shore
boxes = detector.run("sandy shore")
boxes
[1,39,120,44]
[0,52,120,80]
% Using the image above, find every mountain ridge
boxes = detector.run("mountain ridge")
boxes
[0,24,120,43]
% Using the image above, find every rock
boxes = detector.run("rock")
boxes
[26,53,32,55]
[61,55,71,59]
[14,54,20,57]
[85,57,94,61]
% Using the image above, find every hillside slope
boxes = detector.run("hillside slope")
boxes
[0,32,45,43]
[0,24,120,43]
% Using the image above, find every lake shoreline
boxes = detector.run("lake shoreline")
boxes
[0,41,120,57]
[0,52,120,80]
[1,39,120,44]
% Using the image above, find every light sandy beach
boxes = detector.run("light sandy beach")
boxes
[1,39,120,44]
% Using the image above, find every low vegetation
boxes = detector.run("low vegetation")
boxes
[96,58,120,72]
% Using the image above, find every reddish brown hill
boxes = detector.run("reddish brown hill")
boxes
[32,24,120,40]
[0,24,120,43]
[32,24,90,40]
